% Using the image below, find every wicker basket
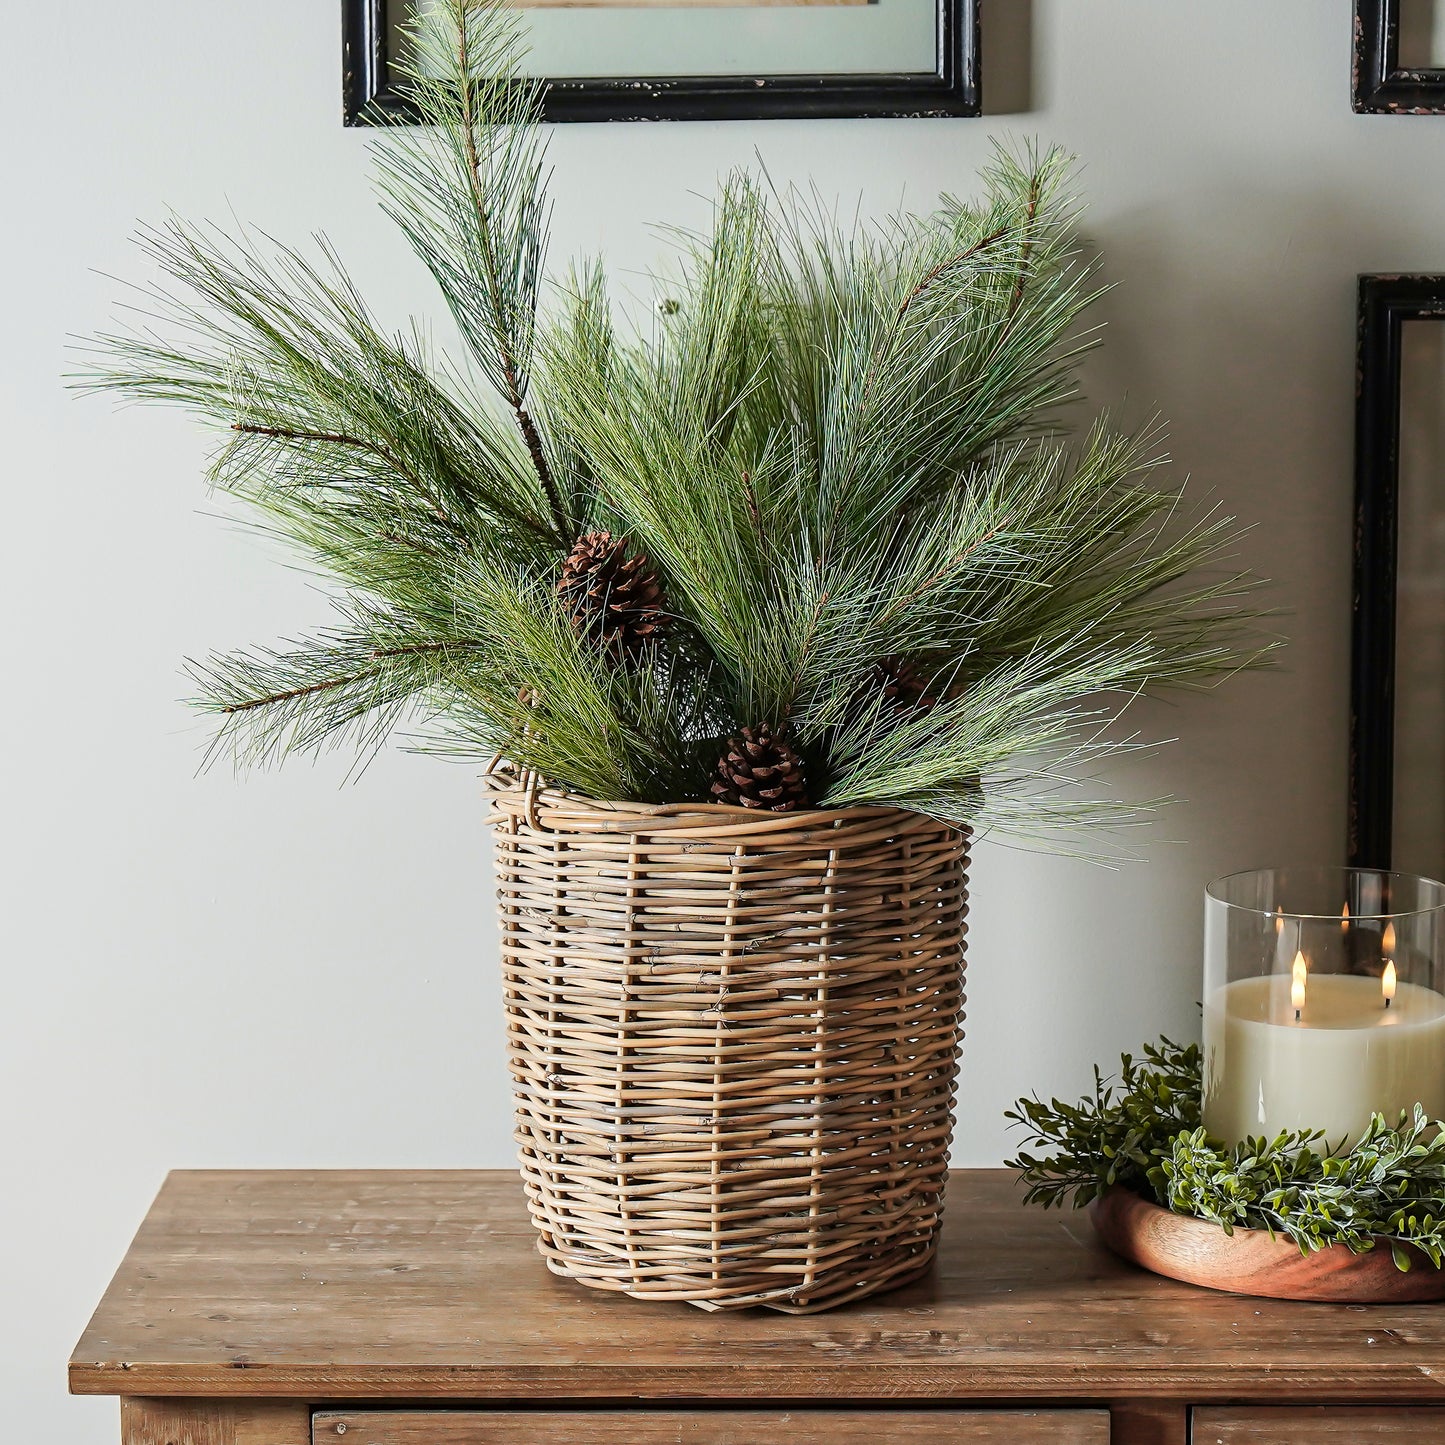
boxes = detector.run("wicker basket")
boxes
[489,773,969,1313]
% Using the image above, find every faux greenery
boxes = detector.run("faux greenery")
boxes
[1007,1037,1445,1270]
[78,0,1269,834]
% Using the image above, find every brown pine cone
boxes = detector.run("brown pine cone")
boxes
[844,657,941,737]
[710,723,809,812]
[557,530,665,664]
[875,655,941,714]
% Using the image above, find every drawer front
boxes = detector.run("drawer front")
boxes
[1194,1407,1445,1443]
[314,1409,1109,1444]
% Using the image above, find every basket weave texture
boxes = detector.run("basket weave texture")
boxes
[490,776,969,1313]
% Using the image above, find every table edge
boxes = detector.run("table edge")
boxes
[66,1361,1445,1401]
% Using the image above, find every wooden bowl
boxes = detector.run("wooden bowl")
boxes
[1090,1189,1445,1302]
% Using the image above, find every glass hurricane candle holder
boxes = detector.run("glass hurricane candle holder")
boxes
[1203,866,1445,1149]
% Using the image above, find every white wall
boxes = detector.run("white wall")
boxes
[6,2,1444,1438]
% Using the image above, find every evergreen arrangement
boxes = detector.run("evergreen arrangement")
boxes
[1007,1038,1445,1270]
[80,0,1268,835]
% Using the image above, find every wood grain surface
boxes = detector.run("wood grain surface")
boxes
[69,1169,1445,1403]
[1109,1402,1190,1445]
[1194,1407,1445,1443]
[120,1399,309,1445]
[311,1409,1109,1443]
[1091,1188,1445,1302]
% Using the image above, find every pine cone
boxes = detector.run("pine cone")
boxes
[558,531,665,664]
[875,655,941,715]
[846,657,941,734]
[710,724,809,812]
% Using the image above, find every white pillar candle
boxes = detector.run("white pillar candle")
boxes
[1203,970,1445,1147]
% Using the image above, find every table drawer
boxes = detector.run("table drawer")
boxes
[314,1409,1109,1443]
[1194,1407,1445,1443]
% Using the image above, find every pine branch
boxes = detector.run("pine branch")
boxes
[510,403,562,531]
[895,224,1011,318]
[374,0,569,538]
[869,522,1007,633]
[78,219,563,560]
[230,422,456,529]
[76,51,1272,831]
[1006,162,1043,317]
[191,622,474,770]
[218,640,471,715]
[451,12,565,533]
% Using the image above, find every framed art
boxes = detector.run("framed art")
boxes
[1353,0,1445,113]
[343,0,979,124]
[1350,275,1445,875]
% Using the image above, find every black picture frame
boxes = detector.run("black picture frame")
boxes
[1353,0,1445,113]
[1349,275,1445,868]
[343,0,979,124]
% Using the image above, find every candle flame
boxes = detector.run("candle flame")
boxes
[1383,958,1398,1005]
[1383,920,1397,956]
[1291,950,1308,1016]
[1342,901,1350,930]
[1275,910,1284,936]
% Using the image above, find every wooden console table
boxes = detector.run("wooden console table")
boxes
[71,1170,1445,1444]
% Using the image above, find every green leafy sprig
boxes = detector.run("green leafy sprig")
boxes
[1006,1037,1445,1270]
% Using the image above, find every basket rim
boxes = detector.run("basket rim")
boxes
[484,761,955,833]
[485,762,982,843]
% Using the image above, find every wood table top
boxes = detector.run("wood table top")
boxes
[69,1168,1445,1403]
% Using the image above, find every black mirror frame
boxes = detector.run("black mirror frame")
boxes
[1353,0,1445,113]
[1349,275,1445,869]
[343,0,979,124]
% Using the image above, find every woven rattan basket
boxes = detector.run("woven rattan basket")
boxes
[489,770,969,1313]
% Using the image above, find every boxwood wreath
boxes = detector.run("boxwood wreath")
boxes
[1007,1038,1445,1271]
[75,0,1271,842]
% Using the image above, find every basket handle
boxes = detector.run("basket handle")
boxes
[484,754,546,832]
